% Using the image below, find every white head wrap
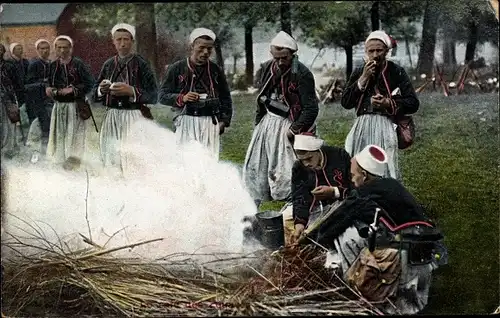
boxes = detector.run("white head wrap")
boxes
[111,23,136,39]
[53,35,73,47]
[189,28,216,44]
[270,31,298,52]
[35,39,50,49]
[294,134,324,152]
[365,30,392,49]
[354,144,388,177]
[9,42,21,54]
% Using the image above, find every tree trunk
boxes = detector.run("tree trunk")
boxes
[443,39,456,66]
[214,38,225,73]
[370,1,380,31]
[280,2,292,36]
[244,23,254,86]
[344,45,353,80]
[464,20,479,63]
[233,55,238,75]
[416,0,439,76]
[404,34,413,68]
[134,4,158,78]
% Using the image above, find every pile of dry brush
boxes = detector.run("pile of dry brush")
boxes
[1,232,384,317]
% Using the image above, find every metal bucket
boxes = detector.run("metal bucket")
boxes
[256,211,285,250]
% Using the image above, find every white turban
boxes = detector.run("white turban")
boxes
[365,30,392,49]
[270,31,298,52]
[354,145,388,177]
[53,35,73,47]
[111,23,136,39]
[294,134,324,152]
[9,42,21,54]
[189,28,216,44]
[35,39,50,49]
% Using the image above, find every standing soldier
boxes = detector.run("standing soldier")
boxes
[25,39,53,160]
[341,30,419,180]
[45,35,95,165]
[158,28,233,160]
[1,43,23,157]
[7,43,29,83]
[93,23,158,173]
[6,43,27,114]
[242,31,319,207]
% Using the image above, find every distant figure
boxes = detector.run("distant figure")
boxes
[1,43,23,157]
[242,31,319,208]
[7,43,29,85]
[93,23,158,173]
[25,39,53,159]
[6,43,27,110]
[45,35,95,164]
[158,27,233,160]
[341,30,419,179]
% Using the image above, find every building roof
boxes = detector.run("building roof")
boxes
[0,3,68,27]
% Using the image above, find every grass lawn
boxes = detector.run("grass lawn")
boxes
[88,91,498,314]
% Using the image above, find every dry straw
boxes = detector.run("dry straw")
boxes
[1,224,382,317]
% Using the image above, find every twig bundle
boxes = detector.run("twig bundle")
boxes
[1,233,380,317]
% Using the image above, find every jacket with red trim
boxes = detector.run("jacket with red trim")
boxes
[158,58,233,127]
[48,56,95,100]
[341,60,419,118]
[292,145,353,226]
[92,54,157,106]
[254,58,319,133]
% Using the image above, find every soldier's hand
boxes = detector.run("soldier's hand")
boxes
[45,87,55,98]
[182,92,200,103]
[99,80,111,94]
[219,122,226,135]
[291,224,305,245]
[359,60,377,87]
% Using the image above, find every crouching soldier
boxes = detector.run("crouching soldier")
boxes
[303,144,447,315]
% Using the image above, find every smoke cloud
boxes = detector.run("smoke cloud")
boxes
[2,119,259,261]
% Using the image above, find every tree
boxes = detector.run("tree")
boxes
[416,0,440,76]
[294,1,370,79]
[378,1,425,69]
[72,3,159,77]
[72,3,136,38]
[135,4,157,76]
[155,3,236,73]
[371,1,380,31]
[437,0,499,64]
[229,3,277,86]
[280,2,293,36]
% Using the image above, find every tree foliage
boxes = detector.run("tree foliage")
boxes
[436,0,498,43]
[379,1,424,43]
[294,2,370,49]
[72,4,136,36]
[155,3,236,45]
[232,2,278,29]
